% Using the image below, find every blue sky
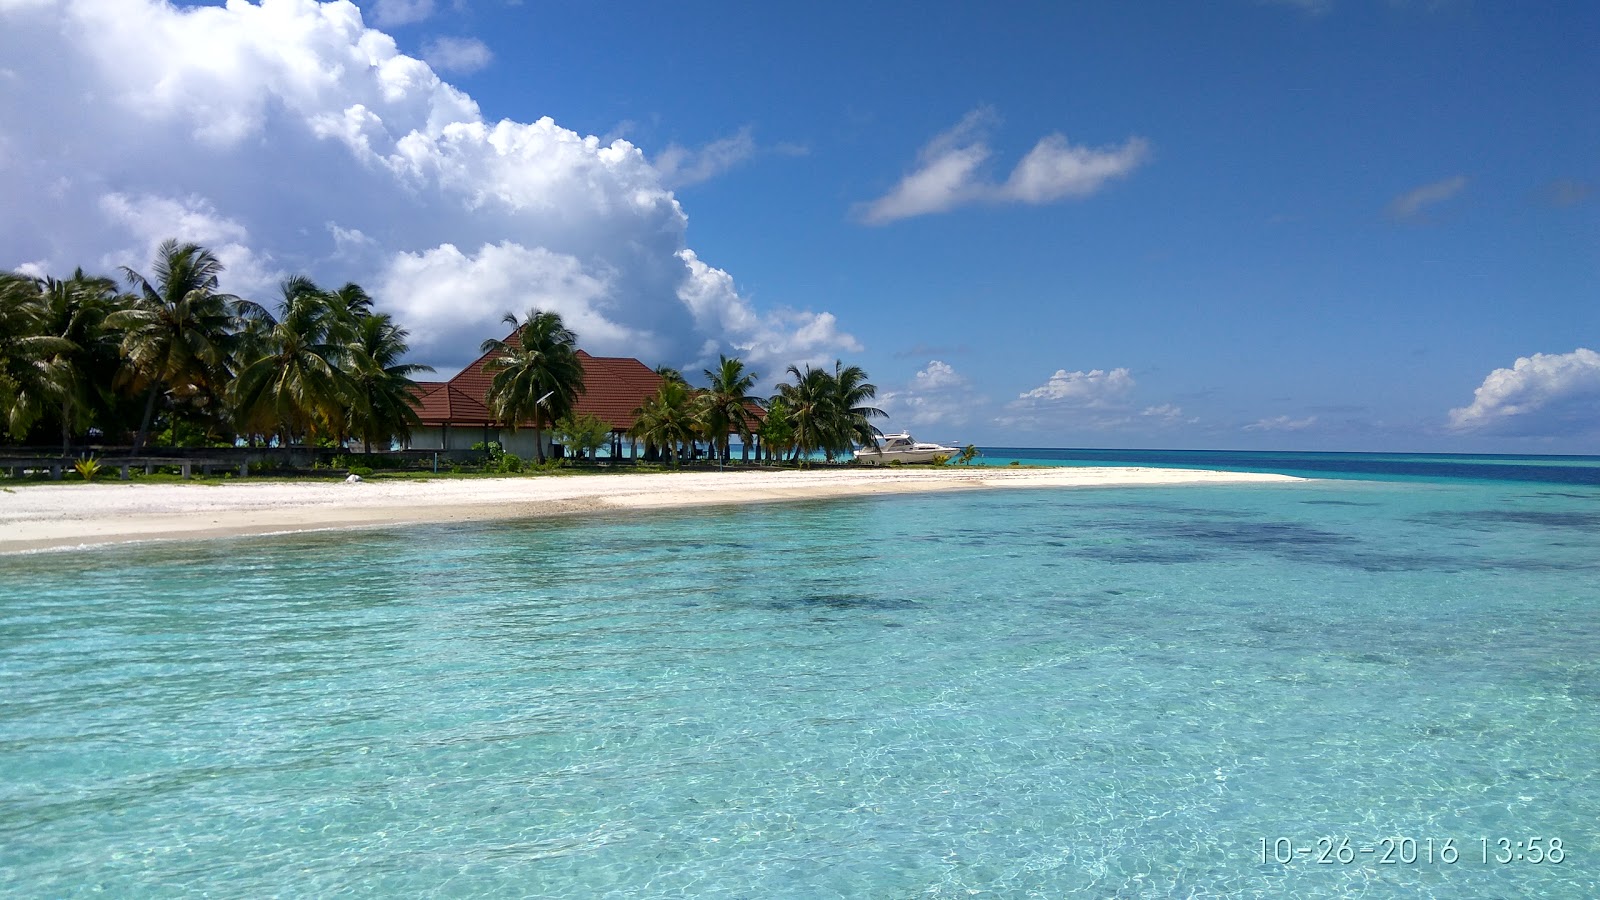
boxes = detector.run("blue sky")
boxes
[1,0,1596,452]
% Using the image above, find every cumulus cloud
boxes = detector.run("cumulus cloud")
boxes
[1387,175,1468,220]
[675,249,860,374]
[1017,367,1135,405]
[912,360,965,391]
[98,192,283,299]
[1244,415,1318,432]
[860,108,1149,225]
[1448,348,1600,436]
[998,366,1141,431]
[877,360,983,430]
[0,0,856,375]
[422,36,492,75]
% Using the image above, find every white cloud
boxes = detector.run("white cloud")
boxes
[0,0,856,375]
[422,36,491,75]
[877,360,983,430]
[99,192,250,249]
[650,129,807,190]
[997,366,1140,431]
[1017,367,1135,405]
[1448,348,1600,436]
[913,360,965,391]
[367,0,433,27]
[675,249,859,374]
[380,240,648,358]
[1244,415,1318,432]
[98,192,282,299]
[1002,134,1152,205]
[653,128,758,189]
[860,108,1149,224]
[1141,403,1197,425]
[1387,175,1468,220]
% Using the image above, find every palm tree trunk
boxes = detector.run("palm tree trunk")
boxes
[533,425,546,464]
[133,384,161,453]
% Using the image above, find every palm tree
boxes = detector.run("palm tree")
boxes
[325,282,375,323]
[629,378,697,465]
[0,273,73,442]
[757,396,795,464]
[830,360,886,456]
[774,364,836,462]
[700,355,760,463]
[38,270,131,452]
[230,277,357,449]
[347,312,432,453]
[770,360,885,462]
[107,240,261,451]
[480,309,586,464]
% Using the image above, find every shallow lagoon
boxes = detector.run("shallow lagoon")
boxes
[2,477,1596,897]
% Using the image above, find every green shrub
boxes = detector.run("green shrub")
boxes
[74,457,103,482]
[498,453,524,473]
[349,465,374,477]
[928,454,950,466]
[1008,459,1021,467]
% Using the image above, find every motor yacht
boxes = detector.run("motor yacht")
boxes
[854,432,962,465]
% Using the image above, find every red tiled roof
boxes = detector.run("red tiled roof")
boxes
[572,351,668,431]
[411,381,497,427]
[413,337,665,432]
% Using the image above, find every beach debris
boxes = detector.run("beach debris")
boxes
[345,473,363,483]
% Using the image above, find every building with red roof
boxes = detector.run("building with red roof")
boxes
[407,341,665,458]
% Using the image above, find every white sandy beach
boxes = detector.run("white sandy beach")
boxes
[0,466,1303,553]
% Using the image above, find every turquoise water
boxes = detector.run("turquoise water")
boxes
[976,447,1600,486]
[2,472,1598,896]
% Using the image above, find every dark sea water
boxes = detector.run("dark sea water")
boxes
[1,451,1596,897]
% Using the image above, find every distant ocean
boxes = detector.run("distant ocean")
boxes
[2,450,1596,897]
[977,446,1600,487]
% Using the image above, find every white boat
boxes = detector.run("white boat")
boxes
[854,432,962,465]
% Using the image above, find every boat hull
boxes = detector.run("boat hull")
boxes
[854,448,958,465]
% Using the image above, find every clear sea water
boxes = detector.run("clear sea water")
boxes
[2,452,1597,898]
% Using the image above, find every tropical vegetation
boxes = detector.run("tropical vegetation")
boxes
[769,360,886,462]
[627,356,886,466]
[479,309,586,464]
[0,240,431,454]
[3,240,906,472]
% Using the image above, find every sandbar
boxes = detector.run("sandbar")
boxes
[0,466,1304,554]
